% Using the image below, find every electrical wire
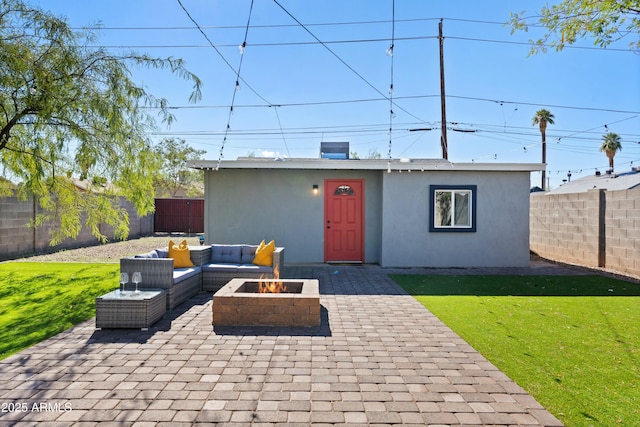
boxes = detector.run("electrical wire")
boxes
[216,0,255,170]
[271,0,427,125]
[175,0,270,106]
[56,5,637,175]
[73,17,511,32]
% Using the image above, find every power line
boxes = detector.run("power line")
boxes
[271,0,427,124]
[447,95,640,115]
[84,35,438,50]
[446,36,633,52]
[70,17,516,32]
[174,0,270,106]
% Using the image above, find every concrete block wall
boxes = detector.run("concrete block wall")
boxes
[0,196,36,258]
[0,196,153,261]
[604,187,640,278]
[530,187,640,279]
[530,189,602,268]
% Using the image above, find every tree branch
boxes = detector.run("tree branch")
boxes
[3,144,53,166]
[0,107,38,150]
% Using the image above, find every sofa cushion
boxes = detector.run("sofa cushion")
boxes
[210,244,242,264]
[202,263,240,273]
[135,250,159,259]
[237,264,274,274]
[173,266,201,283]
[240,245,259,264]
[155,248,169,258]
[169,240,195,268]
[253,240,275,266]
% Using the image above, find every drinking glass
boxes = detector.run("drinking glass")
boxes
[119,272,129,294]
[132,272,142,293]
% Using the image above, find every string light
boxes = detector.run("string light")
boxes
[216,0,255,170]
[387,0,395,173]
[386,43,394,57]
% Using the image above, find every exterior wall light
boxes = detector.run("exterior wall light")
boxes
[312,184,319,195]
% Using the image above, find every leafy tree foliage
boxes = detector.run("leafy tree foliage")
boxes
[0,0,201,244]
[510,0,640,54]
[349,148,382,159]
[154,138,205,198]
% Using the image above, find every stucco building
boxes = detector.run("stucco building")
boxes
[190,158,544,267]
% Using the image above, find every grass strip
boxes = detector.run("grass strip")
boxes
[391,274,640,427]
[0,262,119,359]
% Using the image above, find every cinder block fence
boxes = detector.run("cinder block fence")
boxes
[530,187,640,279]
[0,196,153,261]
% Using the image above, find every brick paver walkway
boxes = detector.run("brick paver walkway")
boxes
[0,264,566,426]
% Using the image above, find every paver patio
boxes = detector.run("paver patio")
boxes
[0,263,570,426]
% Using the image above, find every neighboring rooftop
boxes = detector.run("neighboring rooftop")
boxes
[547,167,640,194]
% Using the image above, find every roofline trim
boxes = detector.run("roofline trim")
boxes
[188,158,545,172]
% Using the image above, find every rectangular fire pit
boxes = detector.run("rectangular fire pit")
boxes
[212,278,320,327]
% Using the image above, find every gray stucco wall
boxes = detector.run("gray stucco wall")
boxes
[204,167,531,267]
[380,171,531,267]
[204,168,382,263]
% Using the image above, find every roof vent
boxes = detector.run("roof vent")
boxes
[320,142,349,159]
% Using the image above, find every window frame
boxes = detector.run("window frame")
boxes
[429,185,477,232]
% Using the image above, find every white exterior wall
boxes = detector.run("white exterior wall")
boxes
[380,171,531,267]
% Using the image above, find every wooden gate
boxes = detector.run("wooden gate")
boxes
[154,199,204,234]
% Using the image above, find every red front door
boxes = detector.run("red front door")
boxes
[324,179,364,263]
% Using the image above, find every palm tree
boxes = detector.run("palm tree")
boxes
[600,132,622,172]
[532,109,555,190]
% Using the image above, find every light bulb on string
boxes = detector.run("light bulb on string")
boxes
[389,83,394,95]
[239,42,246,54]
[386,43,394,57]
[235,81,240,92]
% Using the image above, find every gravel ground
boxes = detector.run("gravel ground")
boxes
[15,235,202,263]
[13,236,640,283]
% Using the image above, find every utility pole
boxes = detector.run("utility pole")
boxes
[438,19,448,160]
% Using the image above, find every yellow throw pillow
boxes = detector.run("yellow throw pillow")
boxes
[253,240,275,266]
[169,239,194,268]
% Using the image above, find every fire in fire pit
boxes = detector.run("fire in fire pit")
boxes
[236,280,302,294]
[212,278,320,327]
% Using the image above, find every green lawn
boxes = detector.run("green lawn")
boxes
[0,262,119,359]
[391,274,640,427]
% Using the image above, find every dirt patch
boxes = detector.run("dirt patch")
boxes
[15,235,203,263]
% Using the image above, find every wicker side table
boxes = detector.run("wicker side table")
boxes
[96,289,166,329]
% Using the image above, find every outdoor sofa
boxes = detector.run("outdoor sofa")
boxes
[120,245,210,310]
[202,244,284,292]
[120,243,284,309]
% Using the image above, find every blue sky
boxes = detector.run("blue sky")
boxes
[33,0,640,189]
